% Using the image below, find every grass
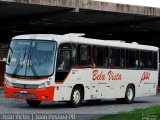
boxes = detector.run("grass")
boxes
[97,105,160,120]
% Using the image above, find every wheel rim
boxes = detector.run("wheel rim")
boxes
[127,88,133,100]
[73,90,81,104]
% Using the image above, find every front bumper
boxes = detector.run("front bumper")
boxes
[4,85,54,101]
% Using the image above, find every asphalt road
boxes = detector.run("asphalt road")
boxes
[0,88,160,120]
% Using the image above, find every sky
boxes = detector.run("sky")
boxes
[94,0,160,8]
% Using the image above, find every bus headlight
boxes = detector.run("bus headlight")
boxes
[39,82,46,88]
[38,81,51,88]
[5,79,13,87]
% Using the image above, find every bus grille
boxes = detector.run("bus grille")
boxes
[13,83,39,89]
[12,93,37,99]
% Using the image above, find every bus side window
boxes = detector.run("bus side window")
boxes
[148,52,153,69]
[136,51,139,68]
[104,47,109,67]
[128,50,136,68]
[121,49,125,68]
[113,48,121,68]
[77,45,91,66]
[143,51,149,69]
[96,47,104,67]
[140,51,144,69]
[71,44,77,66]
[109,48,113,67]
[91,46,97,67]
[110,48,121,68]
[153,52,157,70]
[125,50,129,68]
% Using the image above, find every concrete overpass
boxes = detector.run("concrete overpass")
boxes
[0,0,160,46]
[0,0,160,85]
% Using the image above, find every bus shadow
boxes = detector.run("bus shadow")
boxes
[82,100,150,107]
[22,100,150,109]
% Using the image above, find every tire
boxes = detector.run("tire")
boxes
[68,86,83,108]
[123,85,135,104]
[26,100,41,107]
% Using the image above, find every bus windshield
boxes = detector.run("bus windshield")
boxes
[6,40,56,78]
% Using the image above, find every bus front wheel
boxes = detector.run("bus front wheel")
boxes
[26,100,41,107]
[68,86,83,108]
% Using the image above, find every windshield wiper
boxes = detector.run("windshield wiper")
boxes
[12,52,26,77]
[28,54,39,78]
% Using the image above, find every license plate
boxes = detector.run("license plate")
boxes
[12,93,37,99]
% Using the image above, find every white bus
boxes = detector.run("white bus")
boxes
[4,33,159,107]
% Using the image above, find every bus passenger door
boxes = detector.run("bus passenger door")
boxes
[55,43,72,83]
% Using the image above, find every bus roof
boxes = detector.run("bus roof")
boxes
[13,34,158,51]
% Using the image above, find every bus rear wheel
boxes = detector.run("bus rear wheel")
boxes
[124,85,135,104]
[68,86,83,108]
[26,100,41,107]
